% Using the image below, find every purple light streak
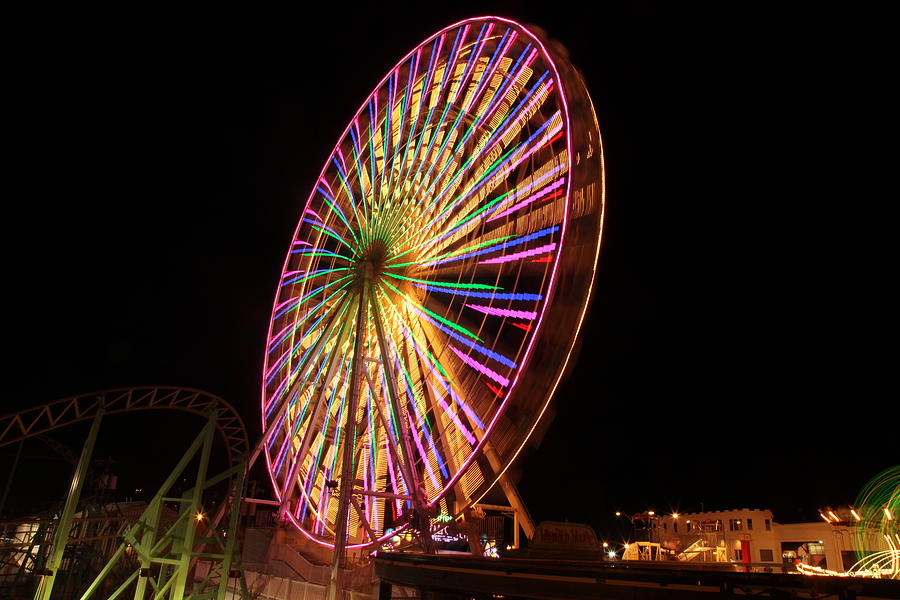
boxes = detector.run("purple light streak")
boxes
[464,304,537,320]
[479,242,556,265]
[449,344,509,387]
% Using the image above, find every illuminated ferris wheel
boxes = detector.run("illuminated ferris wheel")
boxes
[261,16,605,550]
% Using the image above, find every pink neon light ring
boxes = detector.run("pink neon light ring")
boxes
[261,16,605,550]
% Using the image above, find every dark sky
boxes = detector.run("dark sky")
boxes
[3,4,896,537]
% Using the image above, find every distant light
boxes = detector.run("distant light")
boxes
[819,512,831,523]
[607,551,617,559]
[648,511,655,516]
[828,511,840,522]
[195,512,205,522]
[885,507,894,521]
[602,542,609,548]
[672,513,680,519]
[624,543,630,549]
[615,511,622,517]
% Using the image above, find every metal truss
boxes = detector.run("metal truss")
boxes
[0,387,248,465]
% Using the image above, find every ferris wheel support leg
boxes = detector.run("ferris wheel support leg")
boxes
[34,403,105,600]
[369,287,436,554]
[328,290,369,600]
[370,290,423,498]
[483,442,536,541]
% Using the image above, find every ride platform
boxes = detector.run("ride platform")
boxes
[374,552,900,600]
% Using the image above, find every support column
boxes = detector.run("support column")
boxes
[170,409,215,600]
[484,441,535,540]
[327,290,369,600]
[35,403,105,600]
[215,458,247,600]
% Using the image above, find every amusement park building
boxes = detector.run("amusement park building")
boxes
[627,507,891,573]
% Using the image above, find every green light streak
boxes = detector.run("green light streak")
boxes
[397,352,432,434]
[280,284,350,353]
[379,287,452,382]
[380,279,484,342]
[329,168,364,249]
[310,224,359,257]
[389,140,520,254]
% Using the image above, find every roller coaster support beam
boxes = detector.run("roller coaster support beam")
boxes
[75,406,246,600]
[34,403,105,600]
[170,404,214,600]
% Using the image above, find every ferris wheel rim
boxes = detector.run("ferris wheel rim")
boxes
[260,15,603,548]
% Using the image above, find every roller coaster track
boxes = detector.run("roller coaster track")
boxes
[0,387,249,465]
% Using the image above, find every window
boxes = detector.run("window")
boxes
[747,518,753,530]
[729,519,743,531]
[674,522,678,533]
[760,549,774,562]
[663,523,668,532]
[765,519,771,531]
[808,542,826,556]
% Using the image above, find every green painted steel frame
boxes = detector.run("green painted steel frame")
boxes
[69,407,250,600]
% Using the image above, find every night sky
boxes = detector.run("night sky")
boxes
[4,4,896,539]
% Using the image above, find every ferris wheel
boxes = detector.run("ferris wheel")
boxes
[260,16,605,551]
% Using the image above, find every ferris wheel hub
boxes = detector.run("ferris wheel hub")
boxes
[353,238,391,287]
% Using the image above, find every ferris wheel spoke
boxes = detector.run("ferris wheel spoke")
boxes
[409,343,470,505]
[360,362,412,497]
[267,285,351,358]
[346,126,370,236]
[315,177,364,248]
[297,357,354,532]
[386,45,440,210]
[369,286,429,508]
[390,65,555,249]
[278,298,359,511]
[384,34,545,256]
[382,63,418,204]
[382,299,456,399]
[399,106,563,254]
[377,364,415,506]
[379,30,471,239]
[451,29,519,154]
[414,316,488,438]
[399,22,495,204]
[418,157,568,260]
[266,291,354,419]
